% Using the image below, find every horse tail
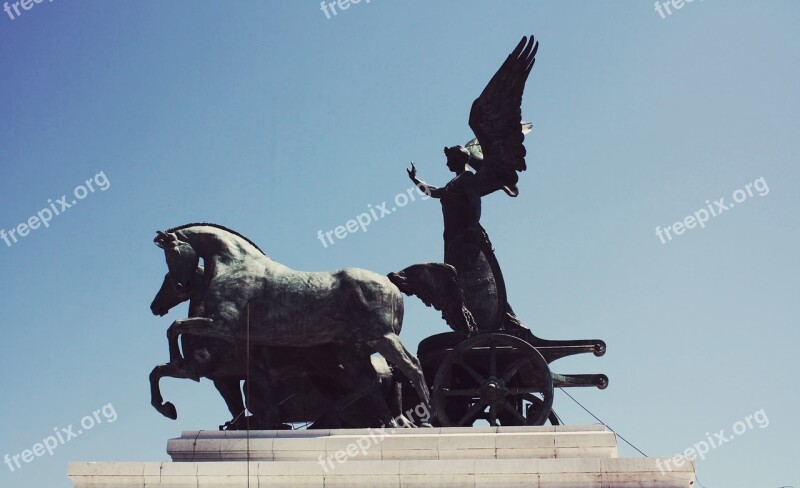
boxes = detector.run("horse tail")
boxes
[387,263,476,333]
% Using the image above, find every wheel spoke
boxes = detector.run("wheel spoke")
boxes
[457,400,486,426]
[456,359,485,384]
[502,358,527,382]
[500,401,527,425]
[444,388,481,397]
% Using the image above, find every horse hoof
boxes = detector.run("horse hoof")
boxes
[163,402,178,420]
[394,415,417,428]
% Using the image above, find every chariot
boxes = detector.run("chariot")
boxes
[407,233,608,427]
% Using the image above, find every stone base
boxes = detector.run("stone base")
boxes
[68,425,695,487]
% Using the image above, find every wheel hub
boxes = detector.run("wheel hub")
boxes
[479,378,508,403]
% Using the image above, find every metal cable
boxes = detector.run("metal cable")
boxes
[557,387,648,457]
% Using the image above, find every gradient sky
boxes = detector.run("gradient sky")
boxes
[1,1,798,487]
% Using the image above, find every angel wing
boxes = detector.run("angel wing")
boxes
[467,36,539,197]
[463,121,532,161]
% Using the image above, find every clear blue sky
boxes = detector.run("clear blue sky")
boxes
[1,1,797,487]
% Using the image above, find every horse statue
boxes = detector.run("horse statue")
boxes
[153,223,474,428]
[150,266,249,428]
[149,265,411,429]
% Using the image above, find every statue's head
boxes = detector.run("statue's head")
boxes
[444,146,470,173]
[154,231,199,294]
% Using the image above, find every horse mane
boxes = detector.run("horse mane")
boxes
[166,222,267,257]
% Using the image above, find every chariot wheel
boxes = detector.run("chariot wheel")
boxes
[432,333,554,427]
[497,393,560,425]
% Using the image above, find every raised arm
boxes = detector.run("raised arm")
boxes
[407,162,445,199]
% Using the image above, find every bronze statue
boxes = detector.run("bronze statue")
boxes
[152,223,473,429]
[147,36,608,430]
[408,35,539,331]
[150,265,431,429]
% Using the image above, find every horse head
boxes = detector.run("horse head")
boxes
[154,231,199,294]
[150,266,205,316]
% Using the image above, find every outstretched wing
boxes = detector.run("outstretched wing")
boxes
[463,121,532,161]
[468,36,538,197]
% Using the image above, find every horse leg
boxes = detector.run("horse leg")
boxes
[387,374,408,424]
[212,379,246,428]
[328,352,396,428]
[167,317,228,363]
[167,328,182,364]
[368,333,431,420]
[149,362,194,420]
[243,349,282,429]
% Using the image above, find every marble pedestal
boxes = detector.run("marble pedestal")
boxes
[68,425,695,487]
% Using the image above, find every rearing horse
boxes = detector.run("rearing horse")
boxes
[155,223,448,424]
[149,265,411,429]
[149,266,250,427]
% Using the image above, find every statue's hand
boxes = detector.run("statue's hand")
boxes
[407,162,417,181]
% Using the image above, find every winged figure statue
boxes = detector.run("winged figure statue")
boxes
[408,35,539,331]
